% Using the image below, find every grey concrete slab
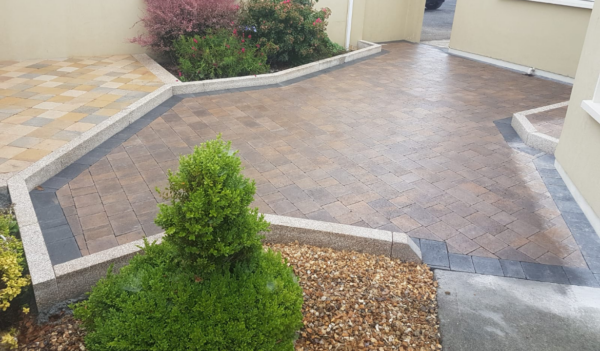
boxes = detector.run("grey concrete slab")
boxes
[436,270,600,351]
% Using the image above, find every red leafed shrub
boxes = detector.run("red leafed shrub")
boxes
[131,0,239,57]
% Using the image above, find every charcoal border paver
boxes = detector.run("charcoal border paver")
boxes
[472,256,504,276]
[521,262,569,285]
[448,253,475,273]
[499,259,526,279]
[563,267,600,288]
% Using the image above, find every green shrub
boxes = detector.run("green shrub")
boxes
[240,0,342,66]
[73,240,304,351]
[0,213,29,312]
[174,29,270,81]
[155,136,270,270]
[75,136,303,350]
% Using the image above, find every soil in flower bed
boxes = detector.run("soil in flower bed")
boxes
[16,312,85,351]
[12,243,440,351]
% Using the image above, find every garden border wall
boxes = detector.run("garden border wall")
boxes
[511,101,568,154]
[1,41,424,312]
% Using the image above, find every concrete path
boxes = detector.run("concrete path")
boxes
[421,0,457,41]
[436,269,600,351]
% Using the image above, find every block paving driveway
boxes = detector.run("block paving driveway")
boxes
[51,43,583,266]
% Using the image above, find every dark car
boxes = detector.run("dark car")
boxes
[426,0,445,10]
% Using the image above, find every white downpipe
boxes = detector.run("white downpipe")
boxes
[345,0,354,50]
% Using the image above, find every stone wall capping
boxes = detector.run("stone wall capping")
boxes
[511,101,568,154]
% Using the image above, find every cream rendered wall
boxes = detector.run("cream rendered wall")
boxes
[449,0,591,78]
[555,3,600,222]
[319,0,349,46]
[362,0,425,43]
[0,0,423,61]
[0,0,147,61]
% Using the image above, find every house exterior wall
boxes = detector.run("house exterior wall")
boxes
[0,0,147,61]
[0,0,424,61]
[449,0,591,78]
[555,3,600,224]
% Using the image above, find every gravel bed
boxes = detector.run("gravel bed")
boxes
[14,243,440,350]
[270,243,441,350]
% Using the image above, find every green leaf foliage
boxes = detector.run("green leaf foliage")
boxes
[154,136,270,270]
[73,240,304,351]
[174,29,270,81]
[239,0,345,66]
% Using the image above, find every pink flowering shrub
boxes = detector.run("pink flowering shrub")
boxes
[131,0,238,58]
[174,29,269,81]
[239,0,344,66]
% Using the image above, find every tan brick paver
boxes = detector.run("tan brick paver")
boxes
[0,55,164,173]
[52,43,584,266]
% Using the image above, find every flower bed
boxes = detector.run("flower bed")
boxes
[133,0,346,81]
[12,243,440,351]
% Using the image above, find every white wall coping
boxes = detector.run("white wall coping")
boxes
[524,0,594,9]
[448,48,575,85]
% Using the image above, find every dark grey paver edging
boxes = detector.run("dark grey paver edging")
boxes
[413,118,599,288]
[415,236,599,288]
[7,41,383,312]
[51,214,421,304]
[511,101,568,154]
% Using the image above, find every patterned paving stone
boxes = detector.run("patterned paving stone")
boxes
[0,55,164,173]
[42,43,588,264]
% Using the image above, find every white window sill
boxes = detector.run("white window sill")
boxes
[581,100,600,125]
[524,0,594,9]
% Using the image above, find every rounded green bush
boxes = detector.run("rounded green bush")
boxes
[74,241,304,351]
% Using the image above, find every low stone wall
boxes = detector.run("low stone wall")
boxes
[511,101,568,154]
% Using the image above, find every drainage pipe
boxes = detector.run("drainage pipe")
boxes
[345,0,354,50]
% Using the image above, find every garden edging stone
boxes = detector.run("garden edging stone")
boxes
[50,214,421,304]
[511,101,568,154]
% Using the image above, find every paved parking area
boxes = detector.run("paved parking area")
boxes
[35,43,588,268]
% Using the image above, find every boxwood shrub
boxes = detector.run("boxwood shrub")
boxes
[74,136,304,350]
[154,136,270,271]
[74,241,303,351]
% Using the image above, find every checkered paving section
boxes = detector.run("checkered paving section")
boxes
[527,106,567,139]
[45,43,586,267]
[0,55,164,173]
